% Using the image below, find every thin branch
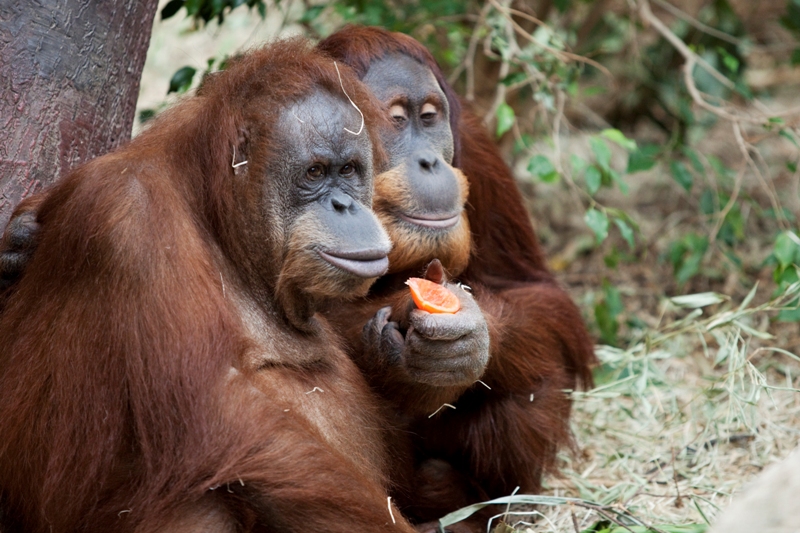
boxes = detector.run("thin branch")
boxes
[651,0,742,45]
[553,88,566,174]
[483,0,517,125]
[704,123,756,247]
[738,125,790,230]
[447,2,491,101]
[682,58,759,124]
[639,0,734,90]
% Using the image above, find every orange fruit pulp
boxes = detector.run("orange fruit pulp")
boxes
[406,277,461,314]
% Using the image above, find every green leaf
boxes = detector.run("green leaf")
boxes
[793,48,800,66]
[211,0,225,17]
[670,160,693,192]
[161,0,184,19]
[778,301,800,322]
[513,133,534,155]
[707,155,732,178]
[775,265,800,286]
[589,136,611,170]
[614,218,635,250]
[553,0,571,12]
[168,66,197,94]
[717,46,739,72]
[570,154,589,175]
[780,129,800,148]
[607,168,629,194]
[601,129,636,152]
[301,4,325,22]
[595,300,619,345]
[626,144,659,173]
[495,103,515,138]
[669,233,708,284]
[677,251,703,284]
[585,208,609,244]
[528,155,559,183]
[699,189,717,215]
[774,231,800,269]
[138,109,156,124]
[500,71,527,86]
[682,147,705,174]
[782,0,800,33]
[603,280,624,316]
[585,165,602,195]
[184,0,201,16]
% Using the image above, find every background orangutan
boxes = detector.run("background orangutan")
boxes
[317,26,597,528]
[0,39,420,533]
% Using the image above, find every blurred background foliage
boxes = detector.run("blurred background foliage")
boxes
[145,0,800,350]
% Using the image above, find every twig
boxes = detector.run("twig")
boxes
[483,0,517,126]
[731,121,788,231]
[502,6,552,35]
[651,0,742,45]
[429,403,457,418]
[707,144,745,245]
[333,61,364,136]
[553,88,566,174]
[448,2,491,101]
[570,504,580,533]
[388,496,396,524]
[750,142,790,229]
[639,0,734,91]
[231,146,247,169]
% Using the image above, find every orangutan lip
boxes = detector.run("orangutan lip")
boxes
[318,249,389,278]
[398,212,460,229]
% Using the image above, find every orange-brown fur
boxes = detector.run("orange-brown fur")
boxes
[318,26,597,528]
[0,40,416,533]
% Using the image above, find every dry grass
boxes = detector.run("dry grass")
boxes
[439,284,800,532]
[536,289,800,532]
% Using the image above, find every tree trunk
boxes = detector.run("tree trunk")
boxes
[0,0,159,227]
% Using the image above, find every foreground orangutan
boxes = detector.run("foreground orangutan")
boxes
[0,39,422,533]
[317,26,597,528]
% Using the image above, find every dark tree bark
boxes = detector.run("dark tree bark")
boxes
[0,0,159,227]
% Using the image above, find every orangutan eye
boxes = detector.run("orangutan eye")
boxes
[340,163,356,177]
[307,164,325,179]
[389,104,408,123]
[420,102,438,123]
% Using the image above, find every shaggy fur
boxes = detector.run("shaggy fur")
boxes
[0,39,415,533]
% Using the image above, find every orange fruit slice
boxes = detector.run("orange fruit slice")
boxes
[406,277,460,314]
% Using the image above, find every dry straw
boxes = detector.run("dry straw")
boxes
[440,282,800,532]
